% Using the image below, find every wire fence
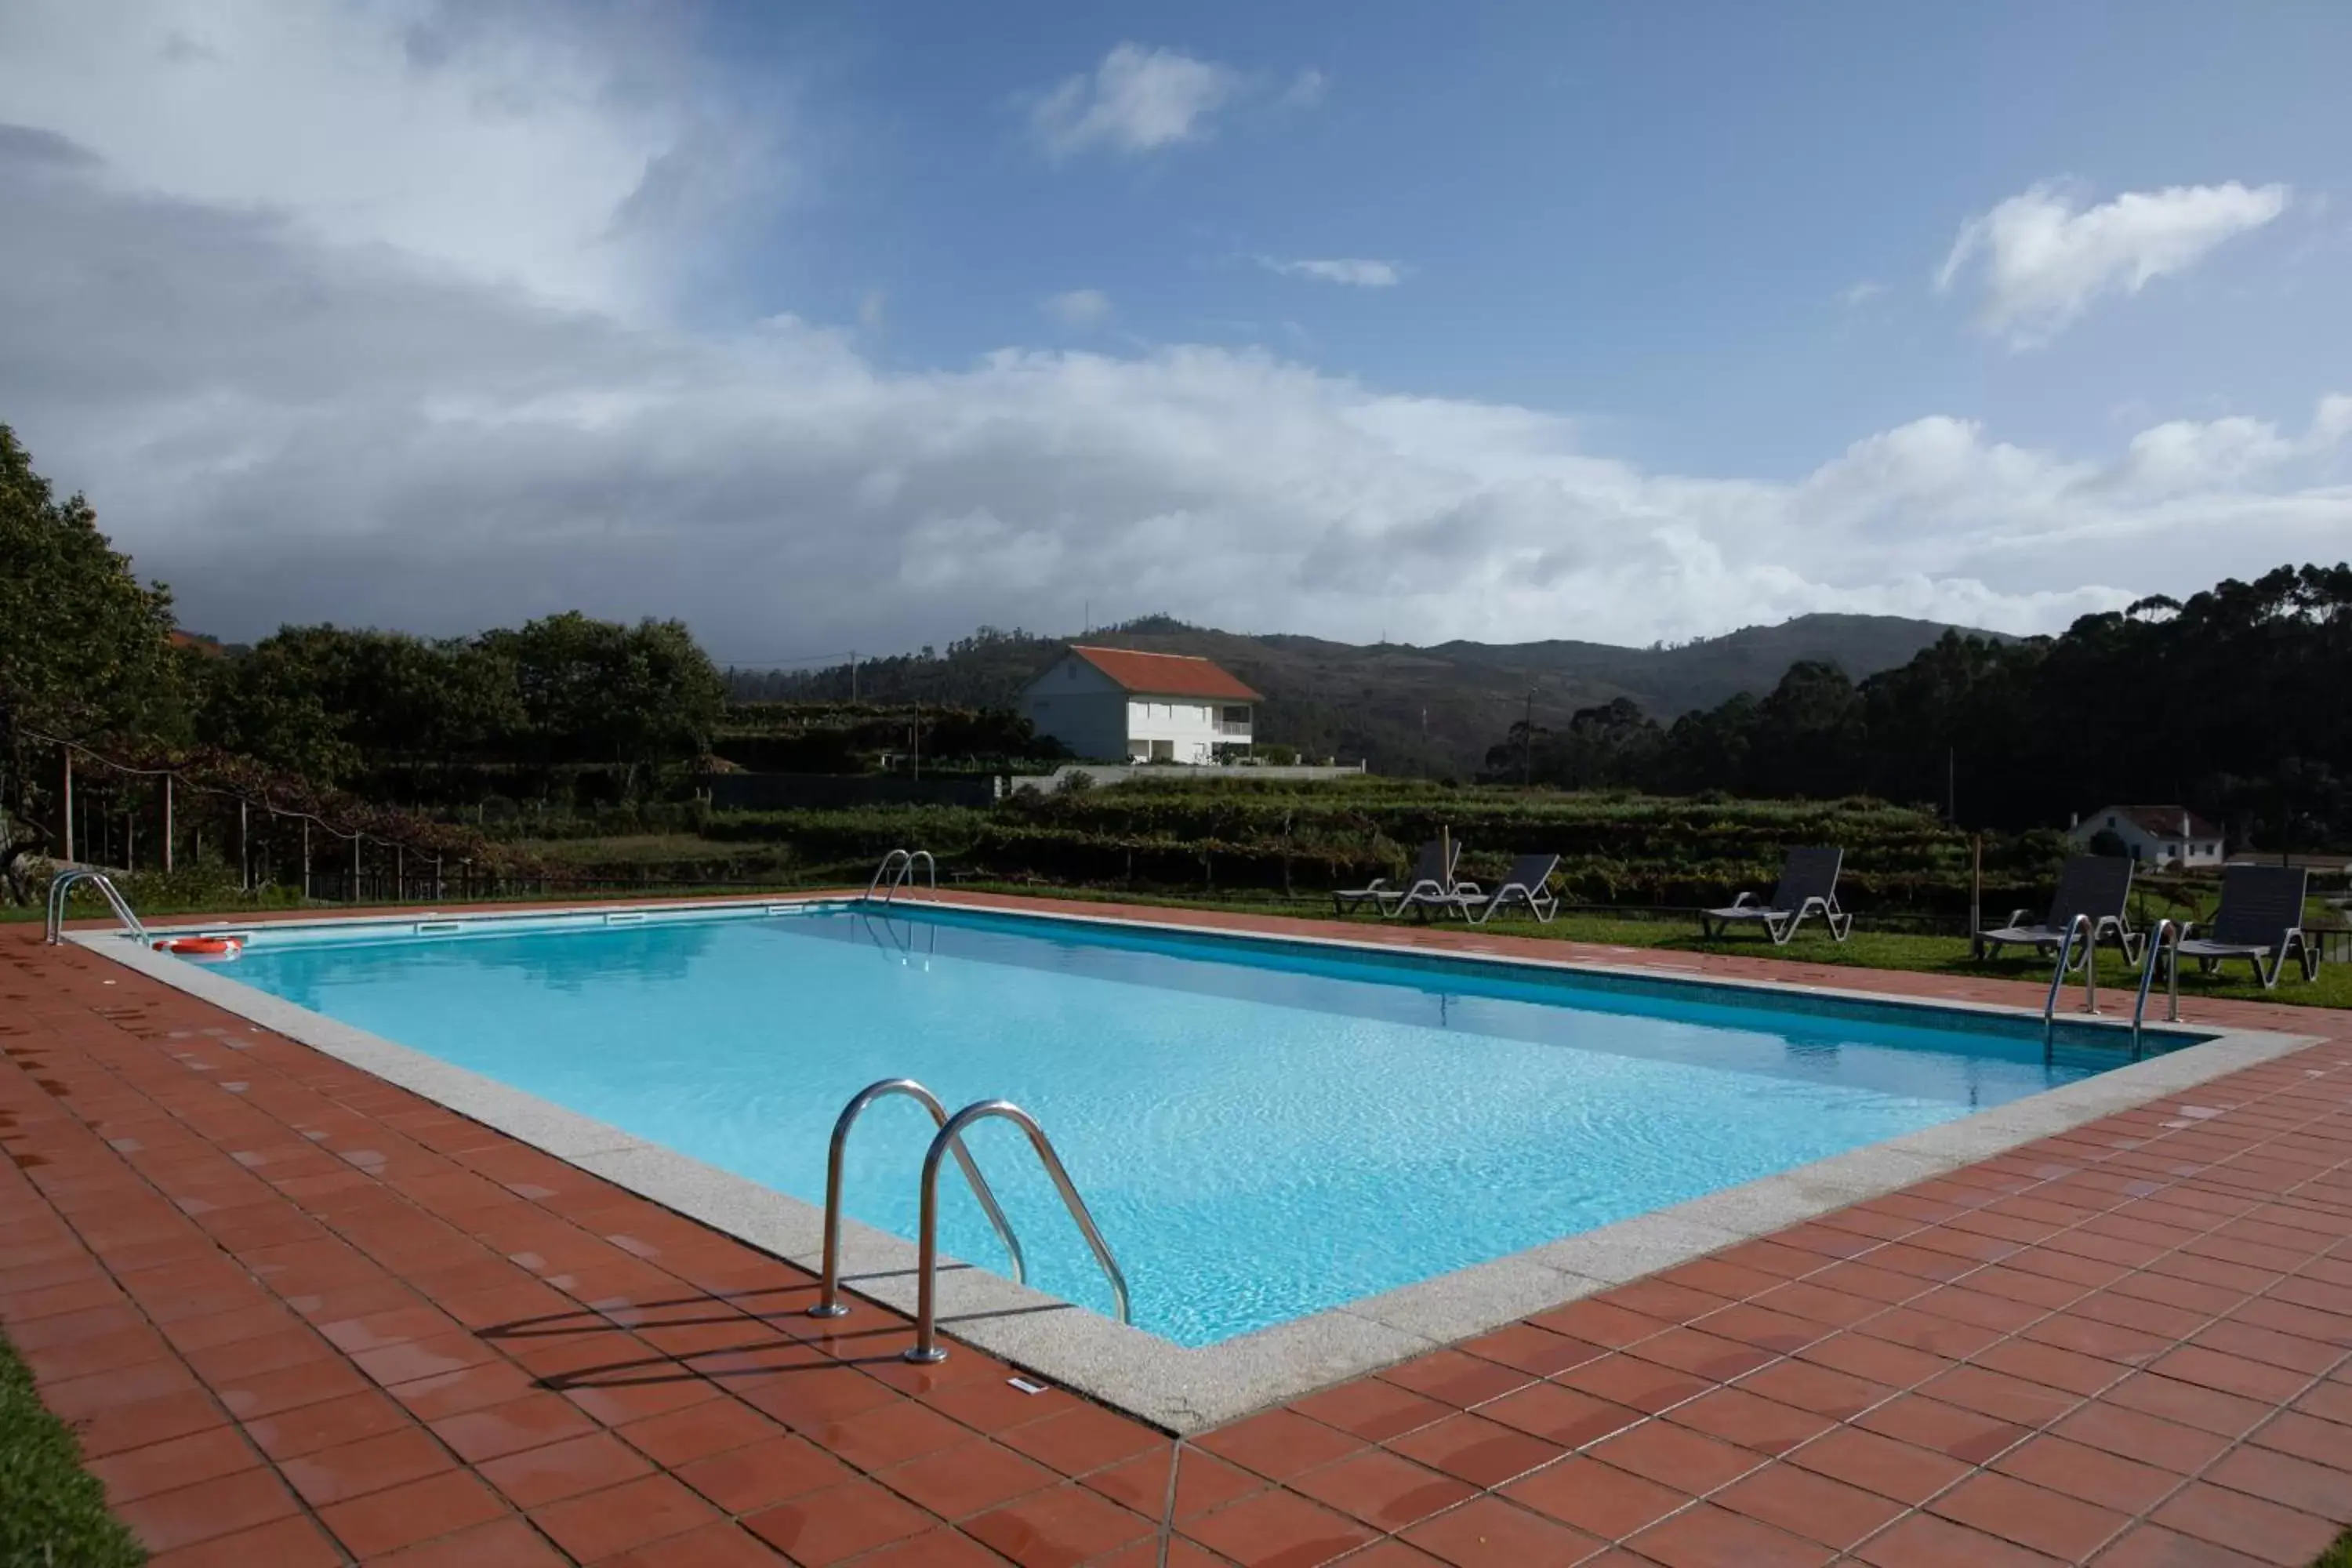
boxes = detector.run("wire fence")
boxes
[19,726,496,903]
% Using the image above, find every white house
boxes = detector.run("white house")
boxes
[1018,645,1261,764]
[2067,804,2226,868]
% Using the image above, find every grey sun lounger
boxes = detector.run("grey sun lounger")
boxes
[1410,852,1562,925]
[2174,865,2318,989]
[1334,838,1461,918]
[1975,855,2143,967]
[1700,846,1853,944]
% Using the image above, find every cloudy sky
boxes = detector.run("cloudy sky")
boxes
[2,2,2347,663]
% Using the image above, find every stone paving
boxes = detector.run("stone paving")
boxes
[4,899,2351,1567]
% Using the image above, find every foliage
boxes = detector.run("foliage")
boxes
[0,1330,146,1567]
[483,612,725,782]
[1483,564,2352,848]
[197,625,520,782]
[710,702,1067,773]
[0,425,192,899]
[191,614,723,797]
[612,777,2061,915]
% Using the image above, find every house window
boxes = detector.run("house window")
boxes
[1223,706,1250,724]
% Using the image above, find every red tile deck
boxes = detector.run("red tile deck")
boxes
[6,897,2352,1566]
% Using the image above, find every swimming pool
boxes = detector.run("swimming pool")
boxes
[173,901,2199,1348]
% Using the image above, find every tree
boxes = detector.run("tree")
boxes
[1474,560,2352,846]
[1483,698,1662,789]
[482,613,726,790]
[194,625,525,782]
[0,426,189,899]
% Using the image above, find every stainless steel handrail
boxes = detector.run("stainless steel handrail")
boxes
[871,848,937,906]
[810,1079,1025,1319]
[2132,919,2184,1053]
[899,850,937,898]
[866,849,912,901]
[907,1099,1129,1363]
[2042,913,2097,1040]
[45,870,148,945]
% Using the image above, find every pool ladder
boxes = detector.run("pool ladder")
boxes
[2131,920,2184,1054]
[2041,914,2100,1040]
[2044,913,2185,1058]
[811,1078,1130,1364]
[866,848,936,905]
[45,870,148,945]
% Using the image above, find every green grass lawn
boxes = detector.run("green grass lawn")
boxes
[946,881,2352,1011]
[2314,1531,2352,1568]
[0,1331,143,1567]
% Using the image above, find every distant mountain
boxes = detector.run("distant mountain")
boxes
[735,612,2012,775]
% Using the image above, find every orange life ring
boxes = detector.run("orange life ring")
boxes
[155,935,243,958]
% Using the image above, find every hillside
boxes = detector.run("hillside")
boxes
[735,612,2008,776]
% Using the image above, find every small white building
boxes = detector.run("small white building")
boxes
[2067,804,2226,868]
[1018,645,1261,764]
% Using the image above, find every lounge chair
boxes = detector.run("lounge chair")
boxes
[2173,865,2318,989]
[1334,838,1461,918]
[1700,846,1853,945]
[1975,855,2143,967]
[1413,853,1563,925]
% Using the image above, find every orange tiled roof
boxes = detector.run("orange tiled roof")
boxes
[1065,645,1261,700]
[2098,804,2223,840]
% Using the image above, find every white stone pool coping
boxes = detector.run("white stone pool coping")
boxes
[76,897,2322,1435]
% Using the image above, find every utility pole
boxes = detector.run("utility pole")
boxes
[164,776,174,873]
[239,800,249,891]
[1947,746,1956,822]
[849,651,858,703]
[61,746,73,862]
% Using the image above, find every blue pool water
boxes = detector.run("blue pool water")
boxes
[207,906,2169,1345]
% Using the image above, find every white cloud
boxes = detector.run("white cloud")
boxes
[1841,281,1888,307]
[1041,289,1112,329]
[1259,256,1406,288]
[1,9,2347,664]
[1027,43,1240,158]
[1279,68,1327,110]
[2096,397,2352,497]
[0,0,786,320]
[1937,180,2290,347]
